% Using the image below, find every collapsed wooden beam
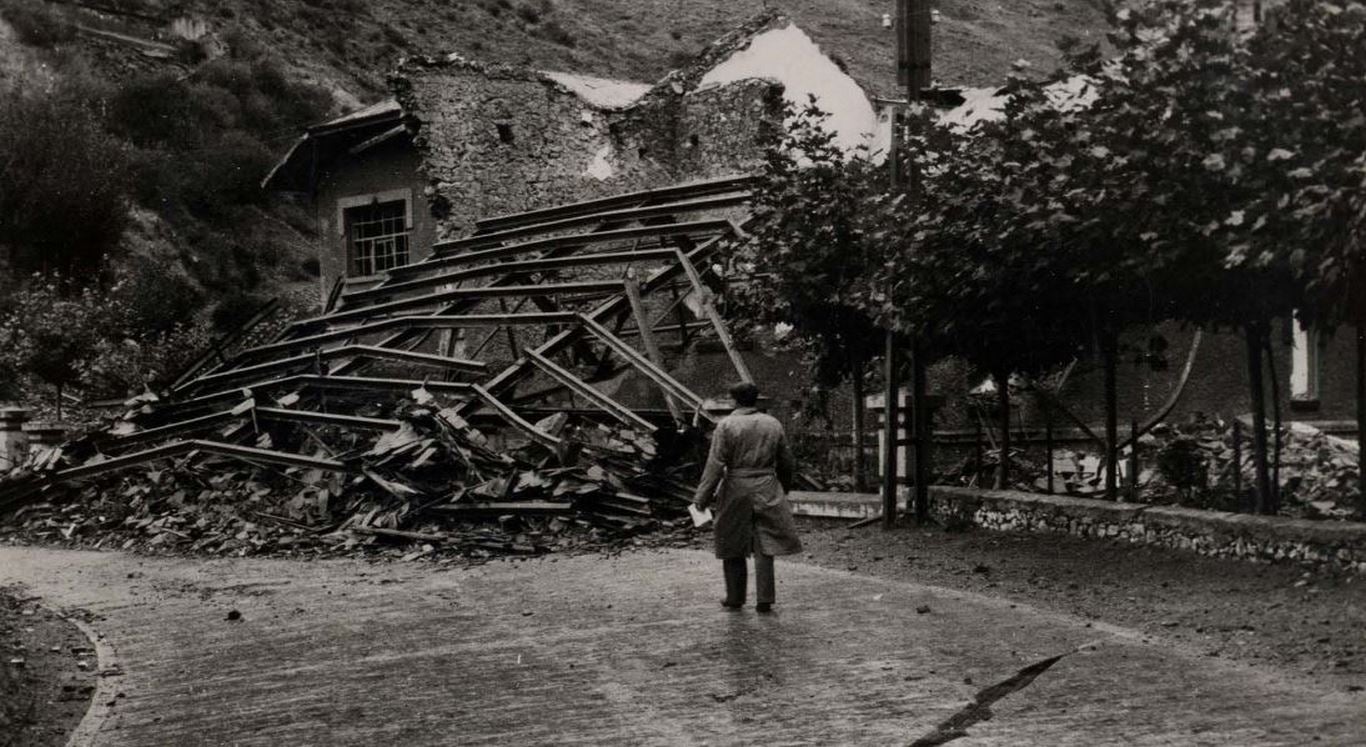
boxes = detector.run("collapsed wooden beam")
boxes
[579,315,706,414]
[342,248,679,307]
[386,221,733,280]
[472,175,756,234]
[152,375,475,420]
[434,192,751,255]
[233,313,578,364]
[56,440,350,483]
[524,349,657,433]
[179,344,487,395]
[292,280,624,330]
[461,225,744,421]
[673,247,754,384]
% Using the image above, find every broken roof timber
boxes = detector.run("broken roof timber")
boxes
[4,178,757,521]
[232,313,579,365]
[341,248,681,308]
[434,192,751,255]
[394,220,736,277]
[291,280,625,330]
[472,175,755,234]
[179,344,486,396]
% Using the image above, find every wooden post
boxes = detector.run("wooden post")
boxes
[911,336,929,522]
[882,331,901,528]
[995,370,1011,489]
[1044,404,1054,495]
[852,361,868,492]
[1358,324,1366,512]
[1103,334,1119,501]
[1246,322,1273,514]
[1128,419,1139,501]
[881,0,930,526]
[1232,418,1243,501]
[973,416,983,487]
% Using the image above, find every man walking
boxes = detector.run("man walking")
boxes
[692,381,803,613]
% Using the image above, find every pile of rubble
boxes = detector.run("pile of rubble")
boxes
[1,393,700,561]
[938,415,1363,520]
[1,177,757,559]
[1142,418,1363,519]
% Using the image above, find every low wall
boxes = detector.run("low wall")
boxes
[788,487,1366,573]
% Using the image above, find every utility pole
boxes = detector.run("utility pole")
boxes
[882,0,932,529]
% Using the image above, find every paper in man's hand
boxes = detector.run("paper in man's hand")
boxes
[688,503,713,528]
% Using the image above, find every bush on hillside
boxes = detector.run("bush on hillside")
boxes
[0,0,77,48]
[0,85,131,278]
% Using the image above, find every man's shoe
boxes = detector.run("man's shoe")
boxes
[755,602,773,613]
[721,599,744,610]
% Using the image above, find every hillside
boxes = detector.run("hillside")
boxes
[3,0,1114,101]
[0,0,1112,407]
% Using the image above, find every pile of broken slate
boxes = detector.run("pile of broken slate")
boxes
[0,390,703,561]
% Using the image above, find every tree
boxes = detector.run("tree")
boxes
[1049,0,1304,512]
[866,105,1091,488]
[735,102,887,489]
[0,279,102,420]
[0,84,131,277]
[1233,0,1366,508]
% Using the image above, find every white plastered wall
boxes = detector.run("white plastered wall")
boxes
[698,22,882,157]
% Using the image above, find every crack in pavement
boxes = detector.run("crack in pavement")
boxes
[907,646,1084,746]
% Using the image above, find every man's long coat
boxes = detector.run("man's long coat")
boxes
[693,407,803,559]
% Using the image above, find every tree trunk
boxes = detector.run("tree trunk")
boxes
[995,368,1011,489]
[851,358,867,493]
[1246,322,1273,514]
[1102,334,1119,500]
[55,383,63,423]
[1358,323,1366,513]
[882,332,901,528]
[1265,333,1282,513]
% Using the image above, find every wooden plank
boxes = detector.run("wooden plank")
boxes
[472,175,755,233]
[427,501,575,516]
[169,297,280,388]
[470,384,563,448]
[156,375,475,419]
[437,192,750,254]
[578,315,704,412]
[524,349,657,432]
[387,221,733,279]
[55,439,349,482]
[293,280,623,330]
[458,226,744,422]
[179,344,487,394]
[233,313,577,365]
[343,248,678,307]
[672,248,754,384]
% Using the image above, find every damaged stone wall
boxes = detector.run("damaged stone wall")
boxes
[392,56,783,237]
[928,485,1366,573]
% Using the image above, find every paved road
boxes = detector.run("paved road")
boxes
[1,546,1362,745]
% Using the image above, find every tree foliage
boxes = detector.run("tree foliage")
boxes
[733,101,886,390]
[0,84,131,278]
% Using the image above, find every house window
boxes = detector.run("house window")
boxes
[345,199,410,276]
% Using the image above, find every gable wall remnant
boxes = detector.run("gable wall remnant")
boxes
[392,55,784,238]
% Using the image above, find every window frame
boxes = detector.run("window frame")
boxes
[336,189,414,279]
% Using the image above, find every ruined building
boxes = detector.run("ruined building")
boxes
[264,13,885,293]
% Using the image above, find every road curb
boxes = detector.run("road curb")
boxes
[62,613,120,747]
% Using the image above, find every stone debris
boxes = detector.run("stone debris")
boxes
[0,178,756,561]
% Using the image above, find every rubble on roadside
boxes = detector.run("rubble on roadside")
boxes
[0,177,758,560]
[938,416,1364,520]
